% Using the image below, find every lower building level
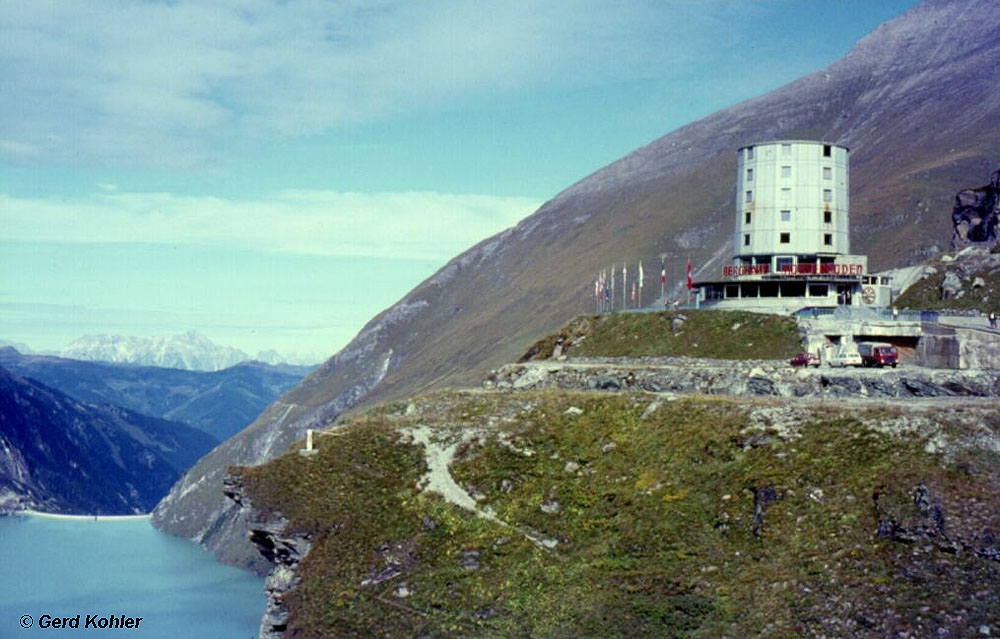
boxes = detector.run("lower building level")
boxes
[695,253,893,312]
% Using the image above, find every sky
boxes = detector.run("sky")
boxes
[1,0,921,362]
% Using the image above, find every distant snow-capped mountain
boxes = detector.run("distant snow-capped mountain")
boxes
[59,331,304,372]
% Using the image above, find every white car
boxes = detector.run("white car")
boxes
[828,350,863,367]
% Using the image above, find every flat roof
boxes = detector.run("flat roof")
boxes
[736,140,849,153]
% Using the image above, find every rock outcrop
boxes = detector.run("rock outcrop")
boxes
[952,169,1000,249]
[895,245,1000,317]
[223,475,312,639]
[486,357,1000,399]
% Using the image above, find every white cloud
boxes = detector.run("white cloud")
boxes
[0,190,540,260]
[0,0,744,167]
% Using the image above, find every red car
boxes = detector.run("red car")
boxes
[790,352,820,367]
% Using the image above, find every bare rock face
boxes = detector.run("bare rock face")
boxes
[486,357,1000,399]
[952,169,1000,249]
[223,475,312,639]
[942,270,964,299]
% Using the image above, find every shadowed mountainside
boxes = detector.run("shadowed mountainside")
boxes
[0,347,310,441]
[153,0,1000,569]
[0,368,218,514]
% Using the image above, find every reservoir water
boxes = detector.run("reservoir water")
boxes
[0,516,263,639]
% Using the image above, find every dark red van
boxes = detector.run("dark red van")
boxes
[857,342,898,368]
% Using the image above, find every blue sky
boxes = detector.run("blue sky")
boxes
[1,0,920,361]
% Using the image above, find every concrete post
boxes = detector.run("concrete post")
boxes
[299,429,319,457]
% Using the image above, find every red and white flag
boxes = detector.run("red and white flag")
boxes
[661,257,666,284]
[686,259,693,290]
[630,281,637,302]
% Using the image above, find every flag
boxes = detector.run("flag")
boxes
[686,259,693,290]
[638,262,644,288]
[631,281,637,302]
[661,257,666,284]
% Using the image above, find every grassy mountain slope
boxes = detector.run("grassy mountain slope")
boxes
[520,311,801,361]
[237,390,1000,638]
[154,0,1000,566]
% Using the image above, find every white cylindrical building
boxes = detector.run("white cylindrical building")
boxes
[735,141,849,269]
[694,139,892,312]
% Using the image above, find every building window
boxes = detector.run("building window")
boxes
[780,209,791,222]
[745,190,753,203]
[823,189,832,202]
[824,233,833,246]
[781,143,791,156]
[780,232,790,244]
[781,165,792,178]
[824,210,832,224]
[823,144,832,157]
[809,284,828,297]
[745,211,751,224]
[781,187,791,200]
[744,233,750,246]
[823,166,832,180]
[746,146,754,160]
[747,168,753,182]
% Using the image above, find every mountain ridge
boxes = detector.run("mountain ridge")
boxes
[59,330,319,371]
[0,366,218,515]
[153,0,1000,569]
[0,347,312,441]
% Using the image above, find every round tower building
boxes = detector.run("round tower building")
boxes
[735,141,849,269]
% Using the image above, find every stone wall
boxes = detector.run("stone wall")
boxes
[486,357,1000,399]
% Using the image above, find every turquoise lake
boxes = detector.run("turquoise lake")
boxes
[0,516,263,639]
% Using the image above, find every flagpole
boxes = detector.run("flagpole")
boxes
[686,255,691,308]
[637,260,642,310]
[608,264,615,313]
[599,270,604,314]
[660,255,666,308]
[622,263,627,311]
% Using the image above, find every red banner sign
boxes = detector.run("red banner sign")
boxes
[723,263,863,277]
[723,265,770,277]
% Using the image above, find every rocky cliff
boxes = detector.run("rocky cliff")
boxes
[489,356,1000,400]
[223,475,312,639]
[153,0,1000,568]
[952,169,1000,248]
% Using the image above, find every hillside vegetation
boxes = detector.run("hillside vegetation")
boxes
[896,248,1000,314]
[521,311,802,362]
[237,390,999,638]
